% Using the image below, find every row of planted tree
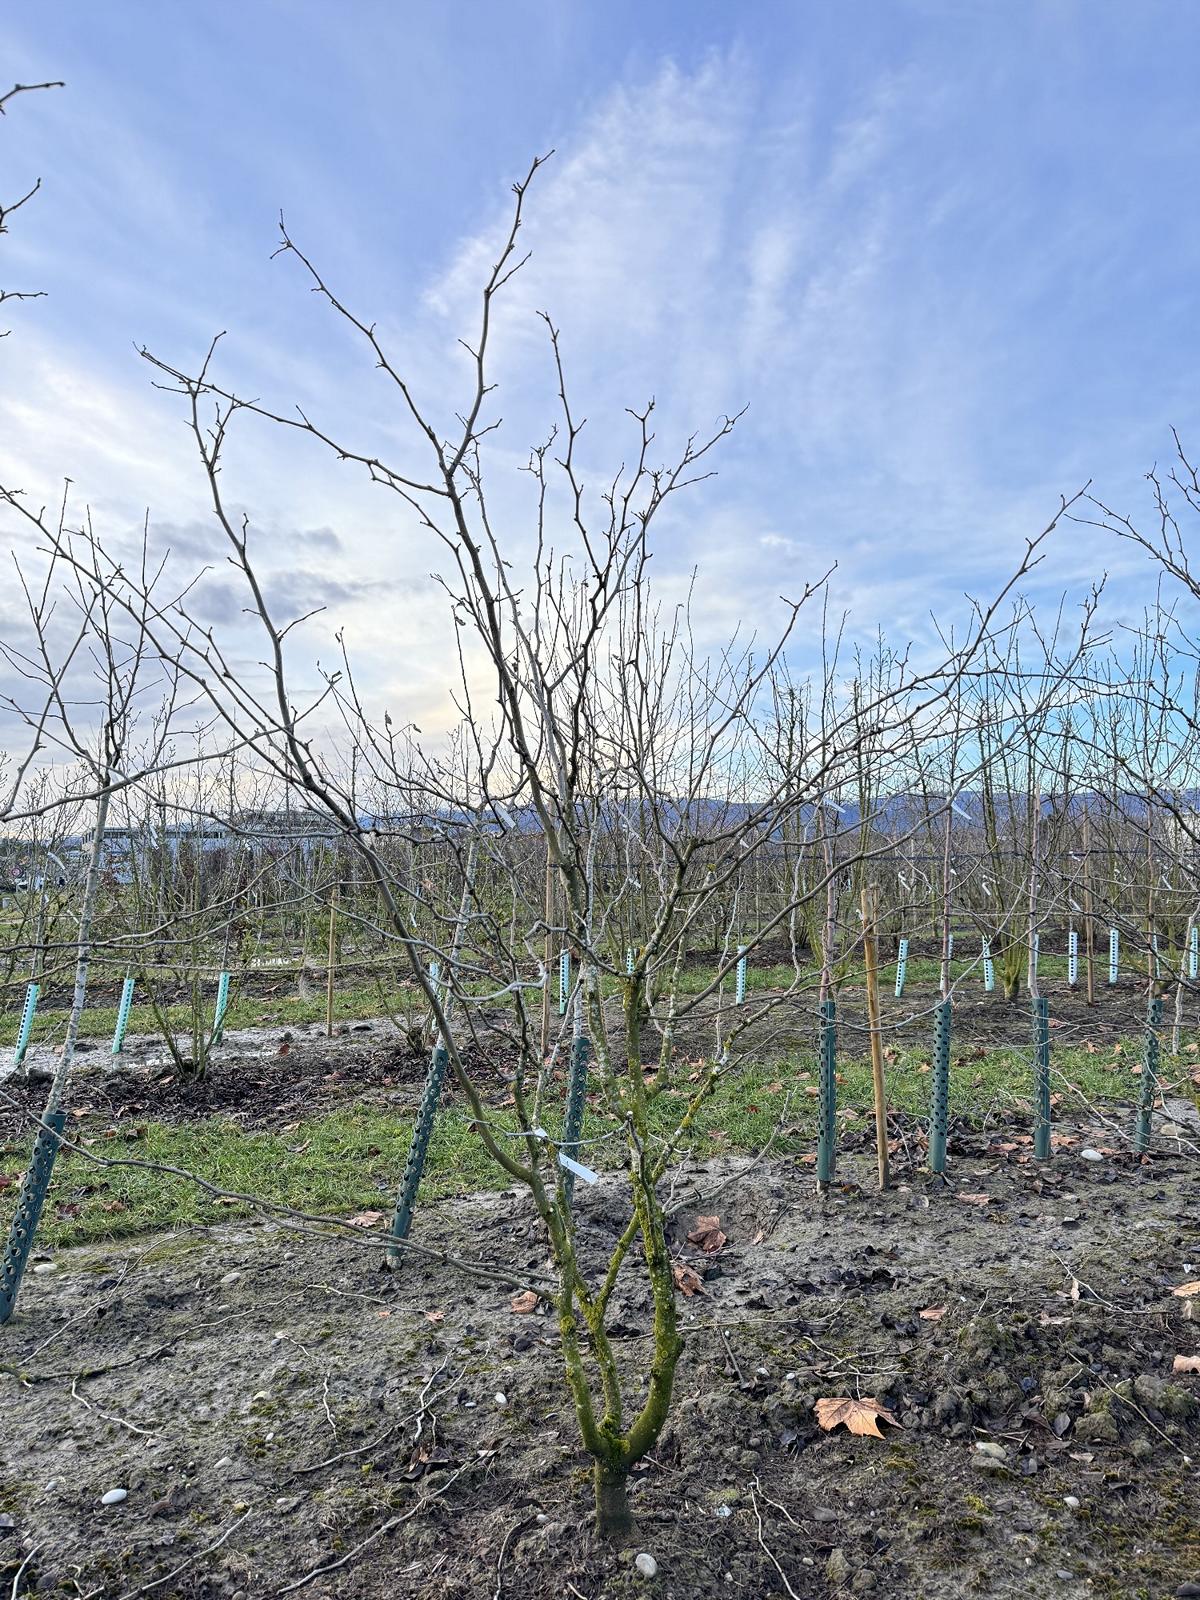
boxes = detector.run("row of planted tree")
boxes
[5,749,1200,1074]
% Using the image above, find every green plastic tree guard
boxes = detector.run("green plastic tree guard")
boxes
[0,1111,66,1324]
[111,976,136,1055]
[211,971,231,1046]
[894,938,909,999]
[816,998,837,1186]
[1134,995,1162,1155]
[1033,996,1051,1159]
[13,981,39,1068]
[386,1043,450,1265]
[928,998,952,1174]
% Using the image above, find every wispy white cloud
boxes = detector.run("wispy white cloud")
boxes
[3,18,1198,760]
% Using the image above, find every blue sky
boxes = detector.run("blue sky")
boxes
[3,1,1199,730]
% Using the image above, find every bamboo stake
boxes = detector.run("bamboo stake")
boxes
[860,885,890,1191]
[325,883,338,1039]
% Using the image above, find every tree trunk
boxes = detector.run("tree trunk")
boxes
[594,1461,633,1540]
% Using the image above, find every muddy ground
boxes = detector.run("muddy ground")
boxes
[3,1115,1199,1600]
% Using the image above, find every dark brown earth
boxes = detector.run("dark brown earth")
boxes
[3,1121,1198,1600]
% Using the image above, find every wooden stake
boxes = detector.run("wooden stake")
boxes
[860,884,890,1191]
[325,883,338,1039]
[540,842,554,1060]
[1082,811,1095,1006]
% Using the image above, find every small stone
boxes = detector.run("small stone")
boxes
[812,1507,838,1523]
[1079,1149,1104,1161]
[494,1393,508,1408]
[100,1488,127,1506]
[0,1514,14,1534]
[1174,1584,1200,1597]
[1074,1413,1118,1445]
[32,1261,58,1274]
[974,1441,1007,1460]
[1063,1495,1081,1510]
[851,1574,877,1594]
[826,1549,852,1586]
[634,1553,658,1578]
[214,1457,233,1471]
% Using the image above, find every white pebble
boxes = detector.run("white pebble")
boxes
[635,1553,658,1578]
[1079,1149,1103,1162]
[1063,1495,1081,1509]
[494,1392,509,1408]
[100,1488,127,1506]
[32,1262,58,1274]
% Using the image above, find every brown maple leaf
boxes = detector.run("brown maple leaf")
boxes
[1171,1280,1200,1297]
[673,1263,704,1297]
[956,1192,991,1207]
[814,1396,901,1438]
[686,1215,727,1254]
[1172,1354,1200,1373]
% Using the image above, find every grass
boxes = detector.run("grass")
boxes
[1,1030,1171,1251]
[0,980,406,1048]
[0,948,1122,1045]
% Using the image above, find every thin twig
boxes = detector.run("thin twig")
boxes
[111,1510,256,1600]
[274,1465,467,1594]
[750,1484,802,1600]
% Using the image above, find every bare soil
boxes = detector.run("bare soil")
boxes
[3,1117,1198,1599]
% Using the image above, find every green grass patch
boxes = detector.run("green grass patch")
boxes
[0,1035,1155,1250]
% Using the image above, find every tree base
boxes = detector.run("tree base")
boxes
[594,1464,634,1540]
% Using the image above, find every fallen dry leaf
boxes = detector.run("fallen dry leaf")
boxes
[919,1305,947,1321]
[1172,1354,1200,1373]
[347,1209,385,1229]
[814,1396,900,1438]
[424,1309,445,1324]
[510,1290,540,1315]
[1171,1280,1200,1298]
[673,1263,704,1297]
[956,1192,991,1207]
[687,1215,727,1254]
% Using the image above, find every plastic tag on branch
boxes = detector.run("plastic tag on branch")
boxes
[558,1152,599,1185]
